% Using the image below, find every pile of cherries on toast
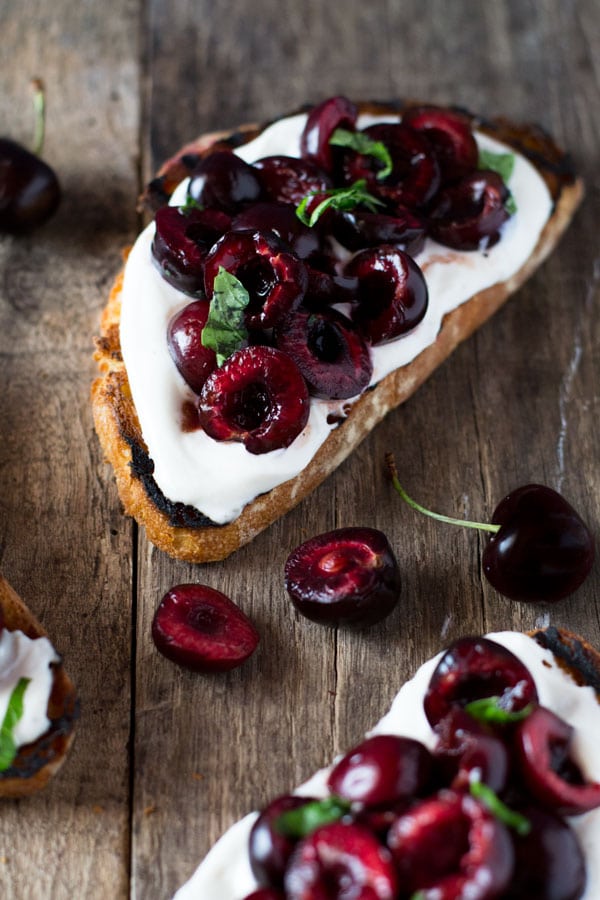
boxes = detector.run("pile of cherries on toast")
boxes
[155,96,515,454]
[243,635,600,900]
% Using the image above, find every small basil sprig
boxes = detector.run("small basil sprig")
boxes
[329,128,393,180]
[465,695,534,725]
[470,777,531,836]
[0,677,31,772]
[478,148,517,215]
[296,179,384,228]
[275,796,352,838]
[180,194,204,215]
[201,267,250,366]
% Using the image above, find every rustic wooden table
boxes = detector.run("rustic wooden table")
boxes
[1,1,598,897]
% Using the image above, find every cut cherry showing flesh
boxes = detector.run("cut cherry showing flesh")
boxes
[402,105,479,185]
[254,155,332,206]
[249,796,316,889]
[284,526,401,628]
[300,95,358,173]
[429,170,511,250]
[198,346,310,454]
[386,456,596,604]
[151,584,259,673]
[423,636,538,727]
[152,206,231,296]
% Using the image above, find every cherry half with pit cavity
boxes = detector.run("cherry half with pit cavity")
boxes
[386,456,595,604]
[300,95,358,173]
[152,205,231,296]
[167,299,217,394]
[151,584,259,673]
[284,526,401,628]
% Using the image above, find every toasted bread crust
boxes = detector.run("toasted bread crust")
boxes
[0,575,78,798]
[92,101,584,562]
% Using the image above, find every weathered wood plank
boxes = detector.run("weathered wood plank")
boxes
[0,0,141,896]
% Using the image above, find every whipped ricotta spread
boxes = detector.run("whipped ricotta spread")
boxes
[120,113,553,524]
[173,632,600,900]
[0,628,58,749]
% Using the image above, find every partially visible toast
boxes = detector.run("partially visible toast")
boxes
[93,101,584,563]
[0,574,78,798]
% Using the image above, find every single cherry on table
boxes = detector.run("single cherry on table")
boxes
[386,454,595,603]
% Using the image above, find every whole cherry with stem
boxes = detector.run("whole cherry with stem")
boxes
[385,453,595,603]
[0,78,61,232]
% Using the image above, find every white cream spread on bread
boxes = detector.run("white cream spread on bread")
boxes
[173,632,600,900]
[120,113,552,524]
[0,629,59,749]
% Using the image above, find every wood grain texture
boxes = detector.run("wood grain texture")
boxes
[0,0,599,897]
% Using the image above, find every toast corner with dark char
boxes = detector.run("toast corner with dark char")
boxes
[531,626,600,696]
[0,574,78,798]
[92,100,585,563]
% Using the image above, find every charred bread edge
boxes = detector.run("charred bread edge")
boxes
[92,100,584,563]
[531,626,600,696]
[0,575,78,798]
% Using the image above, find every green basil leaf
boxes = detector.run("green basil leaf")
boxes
[329,128,393,180]
[470,778,531,836]
[0,677,31,772]
[465,695,533,725]
[180,194,204,214]
[275,796,352,838]
[201,267,250,366]
[478,148,515,183]
[296,179,385,228]
[504,194,517,216]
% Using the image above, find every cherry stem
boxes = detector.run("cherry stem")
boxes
[385,453,500,534]
[31,77,46,157]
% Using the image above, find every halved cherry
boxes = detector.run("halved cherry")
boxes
[231,202,321,260]
[253,155,332,205]
[198,346,310,454]
[284,821,398,900]
[423,637,538,728]
[274,308,372,400]
[151,206,231,295]
[330,207,426,256]
[428,170,511,250]
[344,245,428,344]
[151,584,259,673]
[387,790,514,898]
[204,231,308,329]
[402,106,478,184]
[342,123,441,210]
[434,708,509,794]
[300,95,358,173]
[327,734,432,808]
[513,705,600,816]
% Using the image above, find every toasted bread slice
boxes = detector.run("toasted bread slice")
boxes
[173,626,600,899]
[0,574,78,798]
[92,101,584,563]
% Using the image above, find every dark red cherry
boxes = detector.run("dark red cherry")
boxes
[505,806,586,900]
[167,299,217,393]
[198,346,310,454]
[0,137,61,232]
[284,821,398,900]
[231,202,321,260]
[342,123,440,210]
[249,795,315,889]
[330,207,426,256]
[345,245,428,344]
[434,708,509,794]
[274,308,372,400]
[300,95,358,173]
[284,526,401,628]
[387,790,514,898]
[402,106,478,184]
[253,155,332,205]
[428,170,511,250]
[424,636,538,728]
[327,735,432,808]
[482,484,595,604]
[151,584,259,673]
[204,231,308,329]
[187,150,263,214]
[152,206,231,295]
[513,705,600,816]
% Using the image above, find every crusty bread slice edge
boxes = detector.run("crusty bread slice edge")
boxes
[92,103,584,563]
[0,574,78,798]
